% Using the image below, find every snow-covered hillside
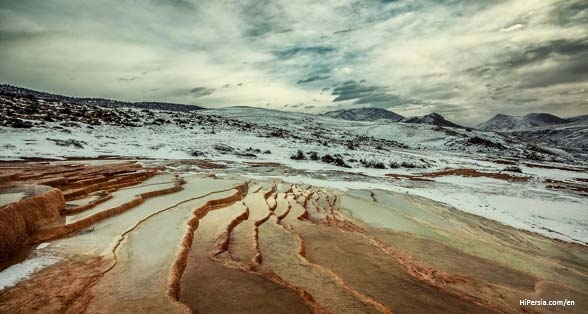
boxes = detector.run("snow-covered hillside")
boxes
[1,93,584,165]
[324,108,404,122]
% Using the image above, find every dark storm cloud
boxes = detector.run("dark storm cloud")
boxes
[239,0,287,38]
[297,75,330,84]
[189,87,215,97]
[332,82,379,101]
[118,76,139,82]
[507,39,588,68]
[331,81,407,107]
[273,46,336,60]
[333,28,355,35]
[461,39,588,84]
[550,0,588,26]
[352,93,404,106]
[0,30,44,43]
[521,53,588,88]
[0,9,47,43]
[149,0,195,10]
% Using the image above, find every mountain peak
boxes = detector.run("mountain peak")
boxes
[477,112,569,131]
[401,112,463,128]
[522,112,567,123]
[492,113,513,119]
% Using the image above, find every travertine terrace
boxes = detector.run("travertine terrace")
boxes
[0,160,587,314]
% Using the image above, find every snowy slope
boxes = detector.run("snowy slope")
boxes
[567,114,588,124]
[0,97,579,165]
[401,113,464,129]
[324,108,404,122]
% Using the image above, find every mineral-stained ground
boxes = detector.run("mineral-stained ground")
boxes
[0,160,586,314]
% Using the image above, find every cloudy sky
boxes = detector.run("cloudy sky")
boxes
[1,0,587,125]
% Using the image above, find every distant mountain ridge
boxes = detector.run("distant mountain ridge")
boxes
[476,113,571,131]
[476,112,588,149]
[324,108,404,121]
[400,112,464,128]
[0,84,204,112]
[323,108,465,128]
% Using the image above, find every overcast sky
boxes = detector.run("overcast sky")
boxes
[1,0,587,125]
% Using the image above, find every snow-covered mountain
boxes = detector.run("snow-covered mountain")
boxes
[401,113,464,129]
[476,113,569,131]
[476,113,588,150]
[476,114,518,131]
[324,108,404,122]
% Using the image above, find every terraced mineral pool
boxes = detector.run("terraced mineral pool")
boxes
[339,192,440,239]
[66,194,100,206]
[228,188,272,264]
[65,176,177,224]
[0,185,55,207]
[0,192,25,207]
[180,201,313,314]
[116,173,176,188]
[298,224,495,314]
[85,189,239,314]
[53,176,246,256]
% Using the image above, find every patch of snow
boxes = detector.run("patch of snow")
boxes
[521,166,588,180]
[0,253,60,290]
[36,243,50,250]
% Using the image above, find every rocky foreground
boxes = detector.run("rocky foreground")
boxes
[0,160,586,314]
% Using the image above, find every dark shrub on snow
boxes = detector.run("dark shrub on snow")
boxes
[290,150,306,160]
[308,151,319,161]
[322,154,350,168]
[503,166,523,173]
